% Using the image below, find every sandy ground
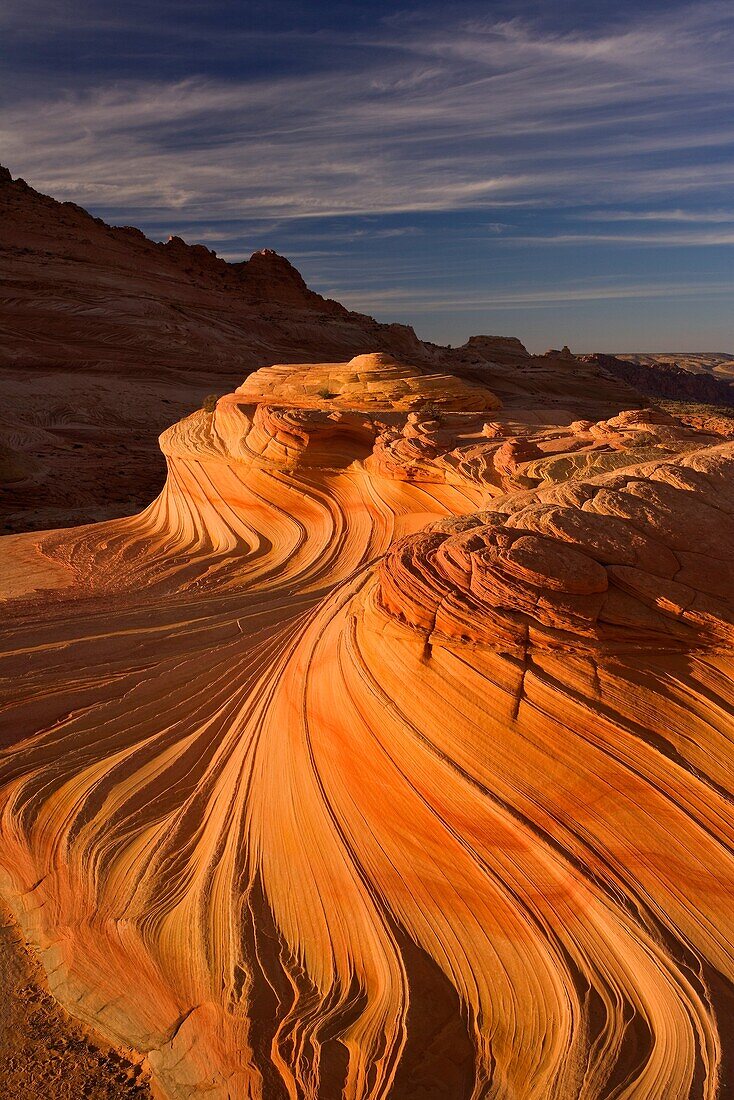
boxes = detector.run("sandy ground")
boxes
[0,901,151,1099]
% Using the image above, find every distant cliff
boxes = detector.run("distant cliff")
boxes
[0,164,658,532]
[582,353,734,407]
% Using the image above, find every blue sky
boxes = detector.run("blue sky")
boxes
[2,0,733,351]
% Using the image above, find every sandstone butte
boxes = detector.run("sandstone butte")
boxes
[1,337,734,1100]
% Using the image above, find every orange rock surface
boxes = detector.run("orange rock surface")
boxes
[1,354,733,1099]
[1,167,648,534]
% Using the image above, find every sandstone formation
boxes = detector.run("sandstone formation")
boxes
[584,353,734,407]
[0,166,424,533]
[235,352,500,412]
[1,350,733,1099]
[617,352,734,378]
[0,166,646,534]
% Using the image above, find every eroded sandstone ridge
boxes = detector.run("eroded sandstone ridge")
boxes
[1,353,734,1099]
[0,166,645,533]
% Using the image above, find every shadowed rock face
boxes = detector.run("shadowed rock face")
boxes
[612,352,734,379]
[583,354,734,407]
[1,167,648,534]
[0,168,425,533]
[1,356,734,1100]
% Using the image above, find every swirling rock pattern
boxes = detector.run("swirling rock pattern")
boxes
[1,162,648,535]
[1,356,733,1100]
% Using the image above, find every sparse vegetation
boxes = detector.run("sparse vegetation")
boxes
[421,401,443,420]
[630,431,657,448]
[202,393,220,413]
[653,399,734,421]
[316,388,337,400]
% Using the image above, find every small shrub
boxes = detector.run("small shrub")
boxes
[421,401,443,421]
[316,388,337,400]
[202,393,220,413]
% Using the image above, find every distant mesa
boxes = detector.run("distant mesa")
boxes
[460,334,530,363]
[584,352,734,408]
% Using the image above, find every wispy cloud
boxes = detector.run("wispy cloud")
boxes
[2,1,734,348]
[504,230,734,246]
[581,209,734,223]
[334,279,734,313]
[3,2,734,228]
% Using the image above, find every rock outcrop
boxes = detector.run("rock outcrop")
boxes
[613,352,734,379]
[0,167,425,532]
[236,352,500,412]
[584,353,734,407]
[1,355,732,1099]
[0,167,646,533]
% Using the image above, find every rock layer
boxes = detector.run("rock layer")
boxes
[1,166,646,533]
[1,358,733,1099]
[584,354,734,407]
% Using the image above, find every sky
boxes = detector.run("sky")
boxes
[2,0,734,352]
